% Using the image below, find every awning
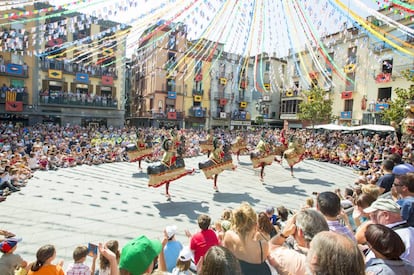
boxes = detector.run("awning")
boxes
[49,81,62,86]
[101,86,112,91]
[76,84,88,89]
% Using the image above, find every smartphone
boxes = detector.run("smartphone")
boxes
[88,243,98,257]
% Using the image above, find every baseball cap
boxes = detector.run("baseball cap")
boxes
[0,237,22,253]
[363,198,401,214]
[165,225,177,239]
[393,163,414,176]
[119,235,162,275]
[178,246,193,262]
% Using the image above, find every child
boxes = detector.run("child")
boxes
[171,247,193,275]
[0,237,27,275]
[65,245,97,275]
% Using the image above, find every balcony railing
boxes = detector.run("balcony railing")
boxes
[40,59,118,79]
[39,94,117,109]
[0,62,29,78]
[231,110,249,120]
[192,89,204,96]
[213,92,231,100]
[234,95,251,102]
[282,89,301,98]
[149,111,184,120]
[187,107,207,118]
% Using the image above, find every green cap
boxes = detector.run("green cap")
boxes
[119,235,162,275]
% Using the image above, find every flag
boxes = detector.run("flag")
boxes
[6,91,16,102]
[167,112,177,119]
[5,101,23,112]
[341,91,353,99]
[101,75,113,85]
[76,73,89,83]
[6,64,23,75]
[48,69,62,79]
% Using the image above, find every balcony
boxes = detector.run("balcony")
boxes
[282,89,301,98]
[213,92,230,100]
[231,110,249,120]
[187,107,207,118]
[192,89,204,96]
[39,94,117,109]
[40,59,118,79]
[0,62,29,78]
[235,95,251,103]
[212,111,230,120]
[372,41,392,53]
[150,111,184,120]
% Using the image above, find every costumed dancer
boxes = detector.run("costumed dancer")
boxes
[274,129,288,165]
[250,131,274,182]
[126,129,152,171]
[231,134,248,162]
[199,137,236,192]
[283,136,305,177]
[200,129,214,158]
[147,133,193,201]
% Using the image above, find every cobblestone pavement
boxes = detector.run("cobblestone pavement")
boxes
[1,155,356,265]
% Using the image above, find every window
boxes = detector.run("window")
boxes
[195,60,202,75]
[294,61,300,76]
[281,100,300,114]
[344,99,353,112]
[265,61,270,72]
[168,34,176,50]
[348,47,357,64]
[345,74,355,91]
[378,87,391,101]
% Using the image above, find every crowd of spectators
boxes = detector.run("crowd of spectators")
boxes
[0,83,28,103]
[0,122,413,274]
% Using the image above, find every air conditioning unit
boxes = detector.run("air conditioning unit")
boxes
[220,112,227,118]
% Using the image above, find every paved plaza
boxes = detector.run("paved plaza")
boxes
[1,155,356,264]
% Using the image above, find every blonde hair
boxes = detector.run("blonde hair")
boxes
[232,202,257,240]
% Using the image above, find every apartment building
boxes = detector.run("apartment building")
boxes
[1,2,128,127]
[128,21,188,129]
[283,4,413,128]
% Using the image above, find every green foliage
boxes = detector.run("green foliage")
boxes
[382,70,414,124]
[255,115,264,125]
[298,86,333,127]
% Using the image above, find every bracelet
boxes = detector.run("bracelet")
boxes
[280,233,288,239]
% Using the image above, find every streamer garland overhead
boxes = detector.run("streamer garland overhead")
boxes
[1,0,414,92]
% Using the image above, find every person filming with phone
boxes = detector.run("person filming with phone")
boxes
[65,244,97,275]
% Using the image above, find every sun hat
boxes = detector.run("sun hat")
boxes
[363,198,401,214]
[119,235,162,275]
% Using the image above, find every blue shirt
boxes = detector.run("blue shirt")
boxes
[164,240,183,272]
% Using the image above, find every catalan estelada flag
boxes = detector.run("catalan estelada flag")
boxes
[6,91,17,102]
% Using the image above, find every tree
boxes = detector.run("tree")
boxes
[382,70,414,125]
[298,86,333,127]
